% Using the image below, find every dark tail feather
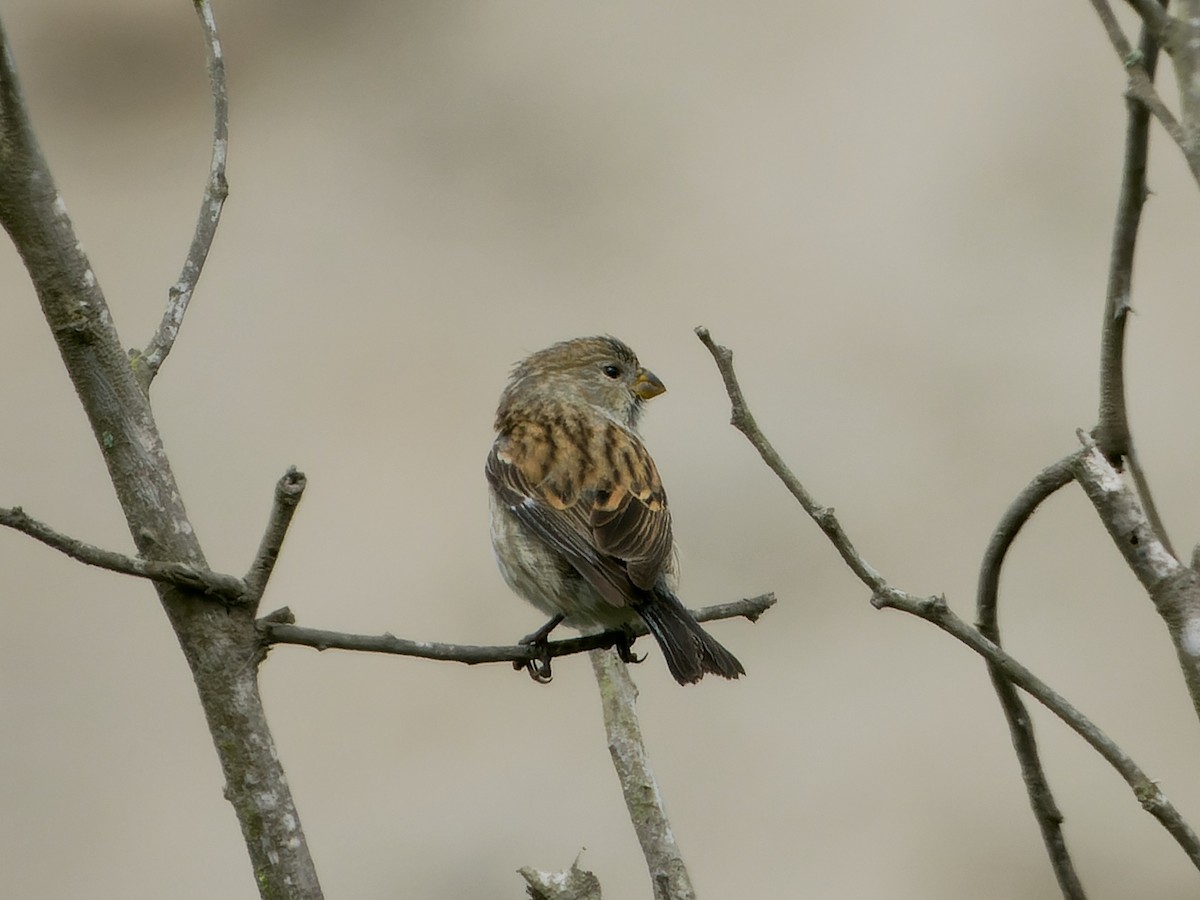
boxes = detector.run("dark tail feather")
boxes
[635,590,745,685]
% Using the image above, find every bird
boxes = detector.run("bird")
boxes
[486,335,745,685]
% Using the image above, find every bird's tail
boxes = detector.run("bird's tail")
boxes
[635,589,745,685]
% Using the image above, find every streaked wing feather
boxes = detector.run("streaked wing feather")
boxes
[486,442,632,608]
[589,430,673,590]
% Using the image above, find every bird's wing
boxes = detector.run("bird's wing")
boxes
[586,423,673,591]
[486,417,673,608]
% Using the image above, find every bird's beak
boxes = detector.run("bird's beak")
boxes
[632,368,666,400]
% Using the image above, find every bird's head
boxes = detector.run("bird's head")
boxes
[498,336,665,429]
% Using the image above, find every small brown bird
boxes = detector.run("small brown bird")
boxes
[486,335,744,685]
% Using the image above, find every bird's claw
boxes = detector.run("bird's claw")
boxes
[616,631,645,665]
[514,647,554,683]
[522,656,554,683]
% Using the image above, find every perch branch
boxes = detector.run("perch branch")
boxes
[696,327,1200,870]
[243,467,307,606]
[0,504,246,601]
[975,455,1083,899]
[591,649,697,900]
[135,0,229,388]
[258,594,775,668]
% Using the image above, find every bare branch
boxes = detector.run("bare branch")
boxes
[1165,2,1200,152]
[694,327,886,593]
[1088,0,1200,182]
[0,10,321,896]
[1123,0,1174,40]
[0,505,247,600]
[1073,434,1184,586]
[135,0,229,388]
[1096,10,1155,464]
[696,328,1200,872]
[1071,435,1200,727]
[519,858,603,900]
[874,587,1200,869]
[973,19,1172,881]
[591,648,696,900]
[243,467,307,605]
[1094,9,1176,559]
[975,455,1084,899]
[258,594,776,668]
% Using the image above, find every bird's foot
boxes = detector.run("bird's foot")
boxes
[615,628,645,665]
[514,614,565,684]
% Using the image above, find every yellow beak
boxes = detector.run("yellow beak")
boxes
[632,368,666,400]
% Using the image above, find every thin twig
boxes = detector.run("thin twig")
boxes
[0,504,247,600]
[696,327,1200,872]
[975,455,1084,899]
[243,467,307,606]
[1166,1,1200,152]
[259,593,776,668]
[135,0,229,388]
[1127,446,1172,554]
[873,586,1200,869]
[694,328,885,592]
[1123,0,1175,41]
[1088,0,1200,183]
[591,648,696,900]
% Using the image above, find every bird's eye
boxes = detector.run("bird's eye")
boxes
[602,364,622,379]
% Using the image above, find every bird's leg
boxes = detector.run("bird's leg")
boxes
[514,614,564,683]
[520,614,565,646]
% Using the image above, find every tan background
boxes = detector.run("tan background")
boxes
[3,1,1200,898]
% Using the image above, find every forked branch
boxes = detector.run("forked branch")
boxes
[695,327,1200,872]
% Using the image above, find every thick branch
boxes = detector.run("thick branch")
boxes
[975,456,1084,900]
[697,328,1200,872]
[591,649,696,900]
[1072,436,1200,725]
[134,0,229,388]
[259,594,776,667]
[0,504,247,600]
[0,11,320,899]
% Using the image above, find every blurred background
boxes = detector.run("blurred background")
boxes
[3,1,1200,897]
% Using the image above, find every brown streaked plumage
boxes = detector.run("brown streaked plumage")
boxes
[486,336,744,685]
